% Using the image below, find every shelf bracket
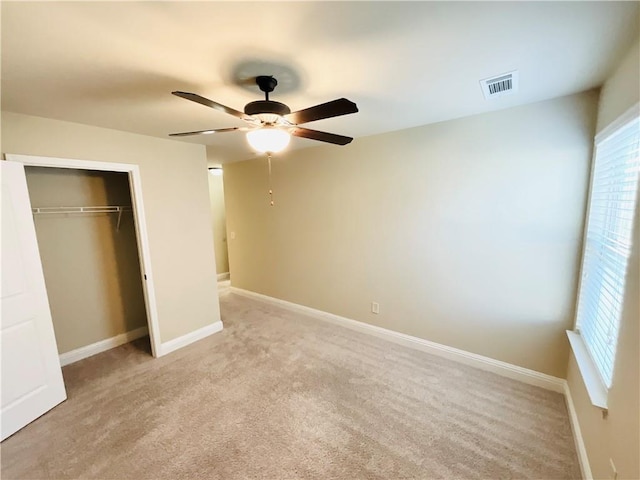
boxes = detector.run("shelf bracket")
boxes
[116,208,123,232]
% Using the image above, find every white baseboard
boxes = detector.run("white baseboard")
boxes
[157,321,223,357]
[230,287,566,393]
[217,272,230,281]
[59,326,149,366]
[564,382,593,480]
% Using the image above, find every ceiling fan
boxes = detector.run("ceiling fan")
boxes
[170,76,358,153]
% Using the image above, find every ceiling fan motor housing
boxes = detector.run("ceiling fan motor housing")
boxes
[244,100,291,117]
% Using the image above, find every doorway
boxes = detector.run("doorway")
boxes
[208,166,230,282]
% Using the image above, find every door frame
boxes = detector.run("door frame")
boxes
[5,154,162,358]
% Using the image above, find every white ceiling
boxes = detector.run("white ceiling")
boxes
[2,1,638,164]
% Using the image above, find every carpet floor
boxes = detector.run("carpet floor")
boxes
[1,290,581,479]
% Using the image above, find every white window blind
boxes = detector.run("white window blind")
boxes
[576,115,640,388]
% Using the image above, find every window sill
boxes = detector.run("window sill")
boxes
[566,330,608,410]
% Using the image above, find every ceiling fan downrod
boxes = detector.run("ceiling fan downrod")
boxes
[256,75,277,101]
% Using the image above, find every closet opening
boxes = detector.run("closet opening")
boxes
[7,153,162,364]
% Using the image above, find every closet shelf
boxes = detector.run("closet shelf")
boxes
[31,206,133,231]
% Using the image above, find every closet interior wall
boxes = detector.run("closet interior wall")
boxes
[25,167,148,355]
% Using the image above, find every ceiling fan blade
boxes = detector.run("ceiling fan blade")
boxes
[169,127,243,137]
[172,91,249,120]
[286,98,358,125]
[291,127,353,145]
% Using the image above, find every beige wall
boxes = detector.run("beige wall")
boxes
[224,91,598,378]
[25,167,147,353]
[2,112,221,344]
[596,39,640,133]
[567,38,640,480]
[208,172,230,275]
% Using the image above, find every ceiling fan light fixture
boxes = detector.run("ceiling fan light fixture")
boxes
[246,128,291,153]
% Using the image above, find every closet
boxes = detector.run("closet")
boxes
[25,166,150,362]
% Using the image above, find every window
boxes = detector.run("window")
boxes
[574,111,639,392]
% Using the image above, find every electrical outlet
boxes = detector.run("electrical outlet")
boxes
[230,231,236,240]
[371,302,380,314]
[609,458,617,480]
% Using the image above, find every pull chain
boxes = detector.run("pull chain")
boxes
[268,153,274,206]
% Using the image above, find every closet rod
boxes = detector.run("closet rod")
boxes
[31,206,133,231]
[31,206,132,214]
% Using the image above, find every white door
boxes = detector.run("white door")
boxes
[1,160,66,441]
